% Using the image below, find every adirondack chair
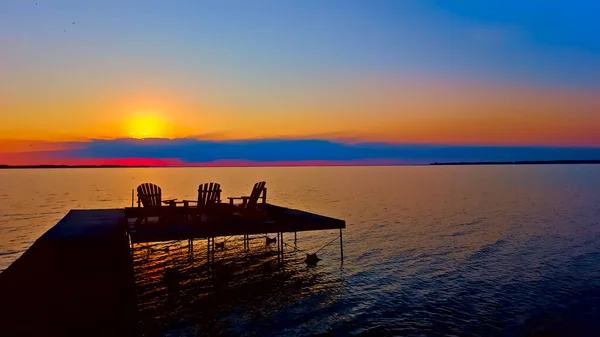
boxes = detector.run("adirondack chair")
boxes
[183,182,222,209]
[135,183,177,225]
[228,182,268,221]
[136,183,177,207]
[228,181,267,208]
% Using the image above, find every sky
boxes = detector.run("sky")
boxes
[1,1,599,165]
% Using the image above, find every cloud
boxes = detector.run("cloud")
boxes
[1,138,600,166]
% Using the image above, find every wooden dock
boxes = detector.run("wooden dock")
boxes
[126,203,345,242]
[0,204,345,336]
[0,209,136,337]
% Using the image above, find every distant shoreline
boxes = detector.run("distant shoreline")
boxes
[430,160,600,166]
[0,164,410,169]
[0,165,150,169]
[1,160,599,169]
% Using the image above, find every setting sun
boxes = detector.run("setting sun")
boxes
[127,115,166,139]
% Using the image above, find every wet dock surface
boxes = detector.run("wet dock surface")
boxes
[0,209,136,337]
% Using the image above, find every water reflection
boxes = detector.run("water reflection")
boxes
[133,237,344,336]
[2,166,600,335]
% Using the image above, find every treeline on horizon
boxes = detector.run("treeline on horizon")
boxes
[430,160,600,165]
[1,160,600,169]
[0,164,149,169]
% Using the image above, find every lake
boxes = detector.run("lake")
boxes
[1,165,600,336]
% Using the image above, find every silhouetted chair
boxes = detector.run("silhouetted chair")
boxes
[183,182,222,221]
[136,183,177,225]
[228,181,268,219]
[137,183,177,207]
[228,181,267,208]
[184,182,222,207]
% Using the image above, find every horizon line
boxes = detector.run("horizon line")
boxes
[2,159,600,169]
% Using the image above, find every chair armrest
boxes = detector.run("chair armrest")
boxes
[182,200,220,206]
[229,196,246,205]
[171,200,193,205]
[162,199,177,206]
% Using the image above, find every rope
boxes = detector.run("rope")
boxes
[281,234,340,255]
[314,235,341,254]
[282,241,309,254]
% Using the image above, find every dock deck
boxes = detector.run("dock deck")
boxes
[0,204,345,336]
[125,203,345,243]
[0,209,136,337]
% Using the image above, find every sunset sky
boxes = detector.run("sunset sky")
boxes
[1,1,599,165]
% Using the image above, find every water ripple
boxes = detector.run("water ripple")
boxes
[1,166,600,335]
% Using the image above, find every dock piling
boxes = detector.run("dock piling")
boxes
[340,229,344,264]
[276,232,281,264]
[207,237,210,268]
[211,237,215,264]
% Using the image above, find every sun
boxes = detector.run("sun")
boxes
[127,115,165,139]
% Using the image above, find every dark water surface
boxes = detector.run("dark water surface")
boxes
[1,165,600,336]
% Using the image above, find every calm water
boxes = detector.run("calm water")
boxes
[1,165,600,336]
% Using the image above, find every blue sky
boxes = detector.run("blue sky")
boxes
[1,1,599,164]
[4,0,598,86]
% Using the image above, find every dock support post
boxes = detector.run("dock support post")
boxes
[211,237,215,264]
[281,232,284,265]
[294,232,297,245]
[207,237,210,268]
[276,232,281,264]
[340,229,344,264]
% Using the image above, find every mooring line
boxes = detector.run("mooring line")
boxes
[313,235,341,254]
[281,234,340,255]
[282,241,309,254]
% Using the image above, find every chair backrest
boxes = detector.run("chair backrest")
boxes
[197,182,221,207]
[137,183,162,207]
[247,181,266,206]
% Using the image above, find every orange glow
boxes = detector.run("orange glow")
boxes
[1,77,599,146]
